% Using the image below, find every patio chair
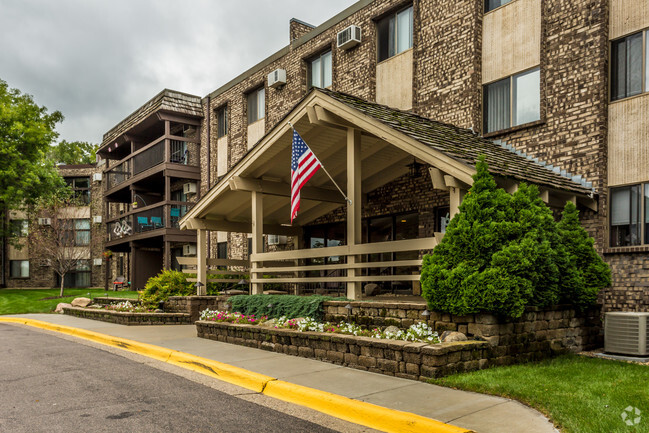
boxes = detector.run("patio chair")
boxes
[171,149,188,164]
[113,276,130,291]
[150,216,163,228]
[137,216,152,231]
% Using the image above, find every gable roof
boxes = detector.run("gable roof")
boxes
[320,89,593,195]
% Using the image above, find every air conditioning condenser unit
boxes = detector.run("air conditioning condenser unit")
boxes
[268,235,288,245]
[38,218,51,225]
[268,69,287,89]
[337,25,361,50]
[183,182,197,195]
[605,312,649,356]
[183,244,197,256]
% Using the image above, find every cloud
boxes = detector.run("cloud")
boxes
[0,0,356,143]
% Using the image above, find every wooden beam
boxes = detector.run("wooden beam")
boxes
[577,196,598,212]
[444,175,471,189]
[429,167,448,190]
[539,189,550,203]
[185,217,300,236]
[156,112,201,126]
[362,163,410,193]
[251,191,263,295]
[196,229,207,295]
[229,176,345,204]
[347,128,362,300]
[314,105,357,129]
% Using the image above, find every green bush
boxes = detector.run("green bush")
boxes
[228,294,347,320]
[421,156,609,319]
[141,270,194,307]
[557,201,611,309]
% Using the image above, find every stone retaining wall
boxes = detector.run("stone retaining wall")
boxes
[91,297,141,306]
[63,306,192,325]
[323,302,603,358]
[196,321,490,380]
[164,296,230,321]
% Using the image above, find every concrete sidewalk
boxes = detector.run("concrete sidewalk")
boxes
[6,314,557,433]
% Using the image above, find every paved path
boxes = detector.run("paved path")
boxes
[6,314,558,433]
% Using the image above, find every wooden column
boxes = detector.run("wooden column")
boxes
[346,128,362,300]
[163,237,171,270]
[251,191,264,295]
[196,228,207,295]
[449,186,466,219]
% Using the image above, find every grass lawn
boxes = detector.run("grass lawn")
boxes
[0,288,139,315]
[432,354,649,433]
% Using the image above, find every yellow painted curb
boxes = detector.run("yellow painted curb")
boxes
[263,380,473,433]
[167,351,274,393]
[0,318,473,433]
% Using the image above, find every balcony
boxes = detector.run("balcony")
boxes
[105,137,200,193]
[107,202,193,244]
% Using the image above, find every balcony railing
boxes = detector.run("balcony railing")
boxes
[107,203,194,242]
[105,137,200,191]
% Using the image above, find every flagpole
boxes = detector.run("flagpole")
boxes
[288,122,352,205]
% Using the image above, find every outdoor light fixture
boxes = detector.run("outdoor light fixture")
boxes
[345,303,353,316]
[421,309,431,317]
[407,157,424,179]
[267,303,273,309]
[158,300,165,311]
[195,281,204,289]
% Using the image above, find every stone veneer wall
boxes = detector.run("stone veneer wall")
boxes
[164,296,230,321]
[63,306,191,325]
[197,321,489,380]
[323,302,602,354]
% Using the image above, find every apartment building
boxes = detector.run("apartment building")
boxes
[100,0,649,311]
[1,164,107,289]
[97,90,202,289]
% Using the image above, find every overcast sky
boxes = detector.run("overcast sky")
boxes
[0,0,357,144]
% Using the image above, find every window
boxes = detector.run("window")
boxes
[216,106,228,138]
[58,260,91,288]
[484,67,540,133]
[10,219,28,237]
[309,51,332,88]
[217,242,227,259]
[10,260,29,278]
[610,185,642,247]
[63,219,91,246]
[377,5,413,62]
[65,177,91,205]
[247,87,265,124]
[485,0,512,13]
[611,30,649,101]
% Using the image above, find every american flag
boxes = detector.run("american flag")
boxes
[291,129,321,223]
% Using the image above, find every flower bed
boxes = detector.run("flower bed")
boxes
[62,306,192,325]
[199,310,441,344]
[196,319,488,380]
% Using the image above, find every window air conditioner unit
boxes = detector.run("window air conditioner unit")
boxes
[183,182,197,195]
[38,218,51,226]
[268,69,287,89]
[337,25,361,50]
[93,172,103,182]
[93,258,103,266]
[93,215,103,224]
[605,312,649,356]
[183,244,197,256]
[268,235,288,245]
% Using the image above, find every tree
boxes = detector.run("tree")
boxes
[28,195,87,297]
[557,201,611,308]
[421,156,603,319]
[0,79,66,212]
[49,140,98,165]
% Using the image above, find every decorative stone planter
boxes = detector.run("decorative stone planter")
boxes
[62,306,192,325]
[196,320,490,380]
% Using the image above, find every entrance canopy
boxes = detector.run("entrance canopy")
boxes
[181,88,595,232]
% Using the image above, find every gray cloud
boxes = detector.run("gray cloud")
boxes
[0,0,356,143]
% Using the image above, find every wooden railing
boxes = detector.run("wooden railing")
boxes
[178,257,250,285]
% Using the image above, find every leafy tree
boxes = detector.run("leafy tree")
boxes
[49,140,98,165]
[0,79,66,213]
[28,194,88,297]
[557,201,611,308]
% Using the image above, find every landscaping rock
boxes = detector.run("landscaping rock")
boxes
[71,297,92,308]
[364,283,379,296]
[384,325,400,335]
[55,303,72,314]
[224,289,247,295]
[441,331,468,343]
[264,290,288,295]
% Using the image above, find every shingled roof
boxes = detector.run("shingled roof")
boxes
[320,89,593,196]
[100,89,203,148]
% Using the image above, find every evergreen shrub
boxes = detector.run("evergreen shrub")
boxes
[228,294,347,320]
[421,156,610,319]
